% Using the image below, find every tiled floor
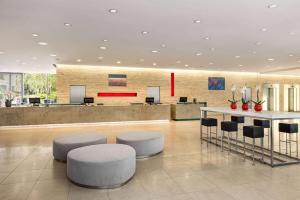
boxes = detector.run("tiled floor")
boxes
[1,120,300,200]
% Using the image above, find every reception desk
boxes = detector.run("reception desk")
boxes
[171,102,207,120]
[0,104,171,126]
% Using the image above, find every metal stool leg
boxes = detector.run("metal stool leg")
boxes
[207,126,209,147]
[286,133,288,155]
[228,132,231,152]
[289,134,292,156]
[236,131,238,149]
[267,128,270,149]
[243,136,246,161]
[252,138,255,165]
[279,132,281,154]
[215,126,218,145]
[221,131,224,152]
[200,124,203,143]
[261,137,264,162]
[297,133,299,157]
[209,127,212,143]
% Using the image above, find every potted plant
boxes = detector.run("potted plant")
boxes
[251,85,265,112]
[4,92,14,107]
[228,85,239,109]
[240,86,249,111]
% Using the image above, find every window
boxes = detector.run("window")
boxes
[0,73,23,105]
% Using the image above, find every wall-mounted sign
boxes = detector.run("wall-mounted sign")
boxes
[108,74,127,86]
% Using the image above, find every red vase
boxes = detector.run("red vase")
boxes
[242,103,249,111]
[230,102,237,110]
[254,103,262,112]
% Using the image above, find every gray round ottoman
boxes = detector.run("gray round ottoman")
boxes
[116,132,164,158]
[67,144,136,188]
[53,133,107,162]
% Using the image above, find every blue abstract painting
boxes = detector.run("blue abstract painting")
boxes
[208,77,225,90]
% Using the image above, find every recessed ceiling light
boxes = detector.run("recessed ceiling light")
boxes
[161,44,166,48]
[151,50,159,53]
[64,23,72,27]
[98,56,103,60]
[32,33,39,37]
[235,55,240,58]
[289,54,294,57]
[141,31,149,35]
[184,64,189,67]
[267,4,277,8]
[298,61,300,63]
[0,51,4,55]
[210,48,215,51]
[289,31,296,35]
[267,58,274,61]
[196,53,202,56]
[176,60,181,64]
[152,62,157,66]
[139,58,144,62]
[203,37,210,40]
[261,28,267,32]
[252,51,257,54]
[103,39,108,42]
[76,59,81,62]
[38,42,48,46]
[21,62,26,65]
[31,57,37,60]
[50,54,57,57]
[209,62,214,65]
[239,64,243,67]
[116,61,121,64]
[99,46,107,50]
[193,19,201,23]
[109,9,118,13]
[255,42,262,46]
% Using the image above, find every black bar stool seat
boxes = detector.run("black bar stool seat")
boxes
[279,123,298,133]
[201,118,217,127]
[254,119,270,128]
[243,126,264,165]
[231,116,245,124]
[278,123,298,157]
[221,121,238,151]
[221,121,238,132]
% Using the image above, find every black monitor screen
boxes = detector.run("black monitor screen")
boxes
[179,97,188,103]
[145,97,154,104]
[84,97,94,104]
[29,98,40,104]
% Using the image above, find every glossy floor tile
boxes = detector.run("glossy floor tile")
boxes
[1,120,300,200]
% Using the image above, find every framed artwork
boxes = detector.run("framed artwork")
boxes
[208,77,225,90]
[108,74,127,86]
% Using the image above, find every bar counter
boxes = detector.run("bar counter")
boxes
[0,104,171,126]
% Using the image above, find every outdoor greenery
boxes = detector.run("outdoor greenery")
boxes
[24,74,57,102]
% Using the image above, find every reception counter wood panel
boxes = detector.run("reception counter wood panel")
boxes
[171,103,207,120]
[0,104,171,126]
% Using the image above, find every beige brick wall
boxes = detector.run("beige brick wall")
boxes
[57,64,300,110]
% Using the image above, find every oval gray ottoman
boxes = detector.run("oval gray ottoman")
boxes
[53,133,107,162]
[116,132,164,158]
[67,144,136,188]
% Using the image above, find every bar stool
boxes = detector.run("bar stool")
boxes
[201,118,218,144]
[243,126,264,165]
[221,121,238,152]
[279,123,298,157]
[253,119,270,149]
[231,116,245,139]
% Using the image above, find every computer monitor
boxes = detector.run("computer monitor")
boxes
[179,97,188,103]
[84,97,94,104]
[145,97,154,104]
[29,98,40,104]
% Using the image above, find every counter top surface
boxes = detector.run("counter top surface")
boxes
[201,107,300,120]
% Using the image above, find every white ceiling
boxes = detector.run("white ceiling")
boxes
[0,0,300,74]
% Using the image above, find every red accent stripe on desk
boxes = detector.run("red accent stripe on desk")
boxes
[171,72,175,96]
[97,92,137,97]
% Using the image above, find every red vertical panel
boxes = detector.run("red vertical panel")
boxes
[171,72,175,96]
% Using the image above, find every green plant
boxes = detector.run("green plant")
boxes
[228,85,239,103]
[240,86,249,104]
[251,85,265,105]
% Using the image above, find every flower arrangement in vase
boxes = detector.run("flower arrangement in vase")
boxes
[251,85,265,112]
[228,85,239,109]
[4,92,14,107]
[240,86,249,111]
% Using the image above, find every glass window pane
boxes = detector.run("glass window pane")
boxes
[10,73,22,104]
[0,73,10,104]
